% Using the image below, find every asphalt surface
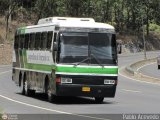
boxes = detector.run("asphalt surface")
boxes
[139,63,160,79]
[0,51,160,120]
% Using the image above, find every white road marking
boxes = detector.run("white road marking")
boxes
[0,94,110,120]
[0,65,11,67]
[0,70,110,120]
[137,62,160,80]
[0,70,12,75]
[121,89,142,93]
[0,94,71,114]
[137,62,156,71]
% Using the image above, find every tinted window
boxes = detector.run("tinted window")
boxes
[47,31,53,49]
[14,35,19,49]
[24,34,29,49]
[29,33,35,49]
[60,32,88,63]
[19,34,25,49]
[59,32,117,64]
[41,32,47,49]
[35,32,41,49]
[53,32,57,42]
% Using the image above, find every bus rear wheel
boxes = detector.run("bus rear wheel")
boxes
[24,80,35,96]
[95,97,104,103]
[158,65,160,70]
[20,75,25,95]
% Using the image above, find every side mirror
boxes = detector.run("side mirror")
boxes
[53,42,58,51]
[116,42,122,54]
[117,44,122,54]
[116,39,122,54]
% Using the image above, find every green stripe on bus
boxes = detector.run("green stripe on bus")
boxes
[23,61,118,75]
[23,63,118,75]
[18,27,26,34]
[25,63,54,72]
[56,66,118,74]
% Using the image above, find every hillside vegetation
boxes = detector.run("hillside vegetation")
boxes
[0,0,160,51]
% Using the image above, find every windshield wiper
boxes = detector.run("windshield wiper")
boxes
[90,54,104,68]
[74,57,90,67]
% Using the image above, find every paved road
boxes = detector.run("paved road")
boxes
[139,63,160,79]
[0,51,160,120]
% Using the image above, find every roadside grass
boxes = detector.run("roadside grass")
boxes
[149,23,160,33]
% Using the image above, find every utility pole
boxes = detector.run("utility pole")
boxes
[142,16,147,60]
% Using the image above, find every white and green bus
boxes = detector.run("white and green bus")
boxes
[12,17,118,103]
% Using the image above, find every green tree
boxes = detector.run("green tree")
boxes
[34,0,59,24]
[5,0,19,41]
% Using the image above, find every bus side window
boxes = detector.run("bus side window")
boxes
[116,39,122,54]
[29,33,35,50]
[14,35,19,49]
[24,34,29,49]
[35,32,41,50]
[53,33,57,42]
[20,34,25,49]
[28,34,31,49]
[41,32,47,50]
[47,31,53,50]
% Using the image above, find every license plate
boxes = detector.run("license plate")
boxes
[82,87,90,92]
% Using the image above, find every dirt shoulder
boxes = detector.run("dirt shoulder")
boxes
[0,44,12,65]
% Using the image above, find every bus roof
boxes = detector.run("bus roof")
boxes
[37,17,95,24]
[17,17,115,34]
[37,17,114,29]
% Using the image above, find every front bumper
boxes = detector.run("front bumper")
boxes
[56,84,117,97]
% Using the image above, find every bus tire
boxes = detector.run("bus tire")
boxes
[24,81,35,96]
[158,65,160,70]
[45,76,55,102]
[95,97,104,103]
[24,74,35,96]
[48,91,55,103]
[20,73,25,95]
[44,76,53,102]
[47,86,57,102]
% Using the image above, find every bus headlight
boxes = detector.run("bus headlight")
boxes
[104,79,115,85]
[61,77,72,84]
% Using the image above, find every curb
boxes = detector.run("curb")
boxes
[125,57,160,81]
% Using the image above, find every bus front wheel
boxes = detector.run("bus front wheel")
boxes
[45,78,56,102]
[95,97,104,103]
[47,89,59,103]
[47,90,55,102]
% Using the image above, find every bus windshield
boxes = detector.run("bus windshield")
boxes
[59,32,117,65]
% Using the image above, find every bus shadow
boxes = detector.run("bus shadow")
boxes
[16,92,116,105]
